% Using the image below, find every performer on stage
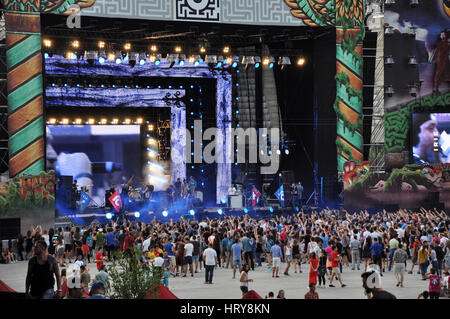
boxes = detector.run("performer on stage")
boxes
[292,181,304,208]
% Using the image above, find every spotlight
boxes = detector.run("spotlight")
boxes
[137,118,143,124]
[244,208,248,214]
[384,55,395,66]
[62,118,69,125]
[66,51,76,60]
[100,118,107,125]
[217,209,223,215]
[49,118,57,124]
[408,85,418,97]
[75,118,82,125]
[223,46,230,54]
[134,212,140,218]
[112,119,119,124]
[410,0,418,7]
[232,57,239,68]
[155,54,161,66]
[148,124,154,131]
[408,56,418,66]
[98,41,106,49]
[189,209,195,216]
[297,57,306,66]
[269,207,274,213]
[106,213,112,219]
[225,56,233,65]
[86,51,96,66]
[43,39,52,49]
[178,54,186,66]
[150,45,158,52]
[123,43,131,51]
[139,53,146,66]
[44,53,49,59]
[385,85,395,97]
[98,56,106,64]
[221,198,227,204]
[285,149,289,155]
[262,57,270,66]
[296,206,299,212]
[200,46,207,54]
[107,53,115,61]
[125,118,131,125]
[217,56,224,68]
[88,118,95,125]
[162,210,168,217]
[253,56,261,68]
[115,52,122,64]
[188,56,196,64]
[175,46,182,53]
[71,40,80,49]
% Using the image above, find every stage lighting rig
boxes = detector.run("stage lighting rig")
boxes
[385,85,395,97]
[139,53,146,66]
[178,54,186,66]
[123,43,131,51]
[115,52,122,64]
[98,41,106,49]
[253,56,261,68]
[150,44,158,52]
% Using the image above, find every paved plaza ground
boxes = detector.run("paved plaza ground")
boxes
[0,259,439,299]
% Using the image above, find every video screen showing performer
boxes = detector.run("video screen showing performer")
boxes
[47,125,141,208]
[412,113,450,165]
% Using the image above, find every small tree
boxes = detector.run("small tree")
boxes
[107,246,161,299]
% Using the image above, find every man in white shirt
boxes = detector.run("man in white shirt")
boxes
[183,237,194,277]
[203,242,218,284]
[142,236,151,253]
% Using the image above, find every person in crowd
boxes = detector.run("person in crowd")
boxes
[304,283,319,299]
[25,240,62,299]
[426,268,441,299]
[232,236,243,279]
[361,270,396,299]
[271,240,282,278]
[393,243,408,287]
[203,242,217,284]
[239,263,253,297]
[276,290,286,299]
[88,281,107,299]
[95,264,110,293]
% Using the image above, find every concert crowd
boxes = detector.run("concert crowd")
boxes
[1,208,450,299]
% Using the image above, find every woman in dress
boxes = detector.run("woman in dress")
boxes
[309,252,319,286]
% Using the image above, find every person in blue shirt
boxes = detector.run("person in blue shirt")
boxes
[271,241,283,278]
[231,237,242,279]
[188,176,197,196]
[221,235,229,268]
[321,233,329,250]
[105,228,116,260]
[164,239,175,274]
[369,237,383,276]
[226,237,234,269]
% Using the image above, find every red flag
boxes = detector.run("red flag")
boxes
[109,190,122,212]
[252,186,261,207]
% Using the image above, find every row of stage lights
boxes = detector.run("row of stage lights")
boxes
[47,117,152,126]
[43,39,306,68]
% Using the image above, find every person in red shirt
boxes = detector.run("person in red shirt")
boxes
[124,233,135,253]
[329,246,346,288]
[409,237,421,274]
[309,252,319,286]
[95,247,104,271]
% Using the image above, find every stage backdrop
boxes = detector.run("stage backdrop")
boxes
[384,0,450,168]
[3,0,367,180]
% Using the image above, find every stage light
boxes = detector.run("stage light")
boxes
[297,57,306,66]
[162,210,168,217]
[296,206,299,212]
[100,118,107,125]
[385,85,395,97]
[62,118,69,125]
[189,209,195,216]
[49,118,57,124]
[98,56,106,64]
[188,56,196,64]
[125,118,131,125]
[276,150,281,155]
[148,124,154,131]
[408,56,418,66]
[253,56,261,68]
[175,46,182,53]
[137,118,143,124]
[115,52,122,64]
[43,39,52,49]
[107,53,115,61]
[44,53,49,59]
[223,46,230,54]
[150,45,158,52]
[200,46,206,54]
[225,56,233,65]
[155,54,161,66]
[124,43,131,51]
[98,41,106,49]
[112,119,119,124]
[88,118,95,125]
[269,207,274,213]
[385,55,395,66]
[408,85,418,97]
[139,53,146,66]
[244,208,248,214]
[66,51,76,60]
[262,57,270,66]
[71,40,80,49]
[232,57,239,68]
[75,118,82,125]
[106,213,112,219]
[217,209,223,215]
[285,149,290,155]
[134,212,140,218]
[178,54,186,66]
